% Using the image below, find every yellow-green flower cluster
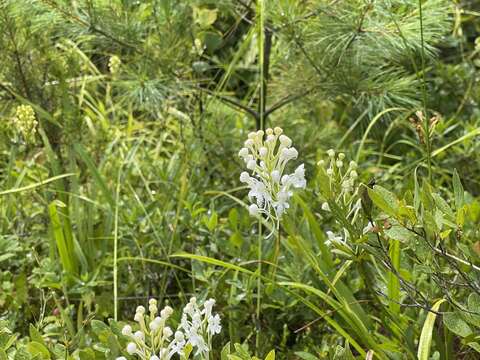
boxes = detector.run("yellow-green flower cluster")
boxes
[108,55,121,75]
[12,105,37,142]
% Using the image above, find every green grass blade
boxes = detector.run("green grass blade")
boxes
[417,299,446,360]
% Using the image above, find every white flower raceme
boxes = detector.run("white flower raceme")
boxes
[239,127,306,229]
[116,297,221,360]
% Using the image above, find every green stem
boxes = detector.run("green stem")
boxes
[418,0,432,181]
[256,220,262,355]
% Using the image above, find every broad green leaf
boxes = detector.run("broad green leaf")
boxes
[418,299,445,360]
[221,342,231,360]
[443,312,473,337]
[26,342,50,359]
[28,325,45,346]
[368,185,398,218]
[385,225,415,243]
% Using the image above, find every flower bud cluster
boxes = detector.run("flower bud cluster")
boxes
[12,105,37,142]
[318,149,359,212]
[238,127,306,227]
[108,55,121,75]
[117,297,221,360]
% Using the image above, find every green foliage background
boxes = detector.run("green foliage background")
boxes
[1,0,480,359]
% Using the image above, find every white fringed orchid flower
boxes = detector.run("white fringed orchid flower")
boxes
[117,297,221,360]
[238,127,306,232]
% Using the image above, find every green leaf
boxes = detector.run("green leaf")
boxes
[0,349,7,360]
[417,299,445,360]
[385,225,415,243]
[294,352,319,360]
[28,325,45,346]
[193,7,218,27]
[78,349,96,360]
[264,350,275,360]
[443,312,473,338]
[221,342,231,360]
[453,169,464,210]
[26,342,50,359]
[368,185,399,218]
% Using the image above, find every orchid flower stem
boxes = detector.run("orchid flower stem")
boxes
[271,228,280,279]
[256,220,262,355]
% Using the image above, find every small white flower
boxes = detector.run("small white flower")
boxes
[259,147,268,157]
[238,147,249,158]
[266,128,274,135]
[240,171,250,183]
[249,204,259,216]
[363,221,375,234]
[247,159,256,170]
[116,357,127,360]
[279,135,292,147]
[136,306,146,314]
[149,298,157,306]
[350,170,358,179]
[274,127,283,135]
[327,149,335,158]
[160,305,173,318]
[121,325,132,336]
[321,202,330,211]
[271,170,280,183]
[134,313,143,322]
[326,168,334,176]
[245,139,254,147]
[338,153,345,160]
[336,160,343,168]
[207,314,222,335]
[163,326,173,338]
[134,330,144,341]
[291,164,306,188]
[149,320,160,332]
[150,356,160,360]
[127,342,137,355]
[149,304,158,314]
[349,160,357,169]
[266,134,275,143]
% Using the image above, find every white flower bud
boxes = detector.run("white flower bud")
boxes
[256,130,264,138]
[149,304,158,314]
[338,153,345,160]
[160,305,173,318]
[149,320,160,331]
[266,134,275,143]
[134,331,144,341]
[189,297,197,304]
[274,127,283,135]
[149,298,157,306]
[266,128,273,135]
[127,342,137,355]
[134,313,143,322]
[281,174,290,185]
[136,306,146,314]
[349,161,357,170]
[259,147,268,157]
[317,160,325,167]
[350,170,358,179]
[271,170,280,182]
[279,135,292,147]
[121,325,132,336]
[321,202,330,211]
[247,159,256,170]
[248,132,256,139]
[175,331,185,342]
[245,139,254,147]
[238,147,249,158]
[326,168,334,176]
[163,326,173,338]
[336,160,343,168]
[249,204,259,216]
[327,149,335,158]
